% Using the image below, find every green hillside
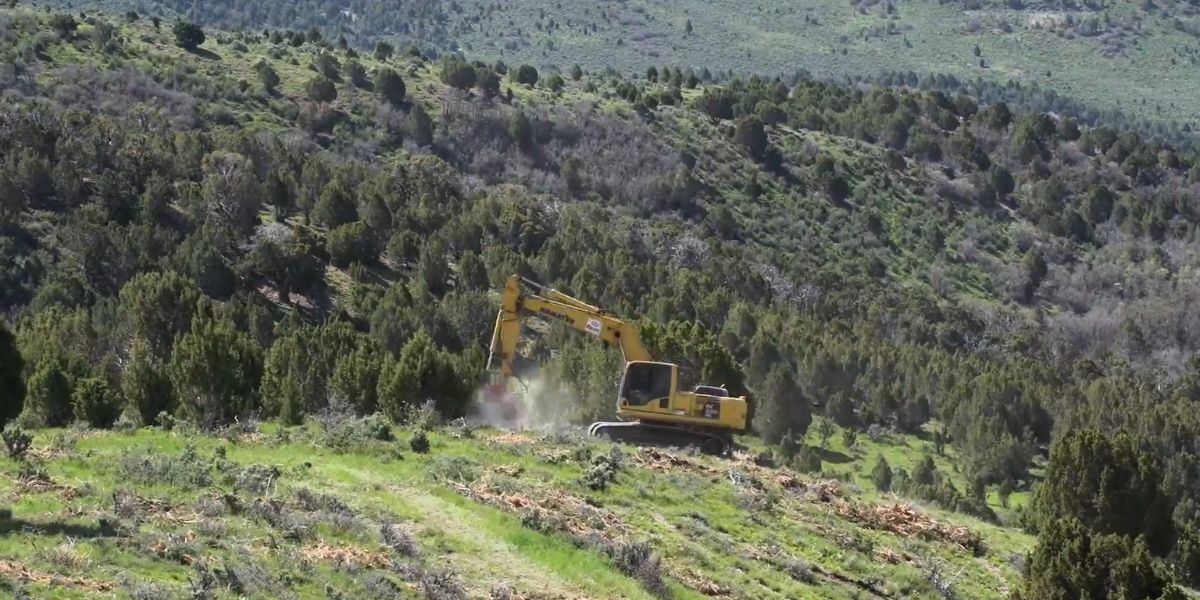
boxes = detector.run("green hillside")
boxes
[0,6,1198,598]
[450,0,1200,124]
[39,0,1200,130]
[0,423,1031,599]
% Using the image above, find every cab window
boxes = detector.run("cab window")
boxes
[621,362,673,405]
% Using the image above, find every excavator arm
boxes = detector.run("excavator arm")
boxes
[487,275,652,378]
[484,273,749,454]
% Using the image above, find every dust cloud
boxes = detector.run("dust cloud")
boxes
[467,370,588,433]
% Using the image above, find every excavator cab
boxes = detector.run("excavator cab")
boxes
[618,361,676,407]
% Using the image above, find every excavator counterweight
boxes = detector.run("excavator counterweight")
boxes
[486,275,749,455]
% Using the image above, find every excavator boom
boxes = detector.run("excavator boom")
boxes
[488,275,652,378]
[486,274,749,455]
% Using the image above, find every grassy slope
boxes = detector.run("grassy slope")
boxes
[0,14,1045,597]
[449,0,1200,126]
[38,0,1200,126]
[0,424,1032,599]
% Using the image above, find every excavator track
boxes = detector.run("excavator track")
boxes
[588,421,730,456]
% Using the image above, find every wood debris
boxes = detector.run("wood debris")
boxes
[487,432,536,446]
[0,559,115,592]
[453,479,626,538]
[16,470,79,500]
[674,568,729,596]
[834,501,985,555]
[301,543,391,569]
[873,546,906,564]
[492,464,525,477]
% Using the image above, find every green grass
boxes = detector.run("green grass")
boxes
[0,423,1032,598]
[447,0,1200,126]
[38,0,1200,128]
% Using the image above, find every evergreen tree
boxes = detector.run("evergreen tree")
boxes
[331,341,384,415]
[173,21,205,51]
[440,56,476,90]
[514,64,539,86]
[23,358,72,427]
[0,322,24,427]
[307,76,338,103]
[1032,430,1173,554]
[458,252,489,291]
[375,68,406,106]
[312,184,358,229]
[254,60,280,94]
[169,314,263,429]
[118,271,202,359]
[260,322,358,424]
[72,377,118,428]
[121,337,173,425]
[409,104,434,146]
[872,455,893,492]
[373,41,394,61]
[377,331,465,422]
[734,115,769,161]
[751,366,811,444]
[346,59,369,88]
[327,222,378,267]
[1019,517,1182,600]
[912,454,937,487]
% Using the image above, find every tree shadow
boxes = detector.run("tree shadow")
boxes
[817,448,854,464]
[187,47,221,61]
[0,517,122,538]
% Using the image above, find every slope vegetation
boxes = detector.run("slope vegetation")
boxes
[0,423,1029,599]
[42,0,1200,129]
[0,7,1198,597]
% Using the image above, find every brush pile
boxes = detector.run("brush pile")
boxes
[835,501,986,555]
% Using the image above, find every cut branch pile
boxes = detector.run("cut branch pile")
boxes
[114,490,202,524]
[301,543,391,570]
[17,468,79,499]
[485,432,536,446]
[0,559,115,592]
[634,449,719,475]
[452,479,626,538]
[834,501,985,555]
[676,568,729,596]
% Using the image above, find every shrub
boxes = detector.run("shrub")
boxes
[23,359,72,427]
[381,523,419,557]
[2,427,32,461]
[119,446,213,489]
[173,21,205,51]
[72,377,118,428]
[318,413,394,451]
[375,68,406,106]
[513,64,539,86]
[582,447,624,491]
[234,464,282,495]
[427,456,480,483]
[609,541,671,599]
[326,222,378,268]
[794,445,823,473]
[420,569,465,600]
[409,430,430,453]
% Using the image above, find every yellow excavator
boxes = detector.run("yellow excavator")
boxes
[486,275,749,454]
